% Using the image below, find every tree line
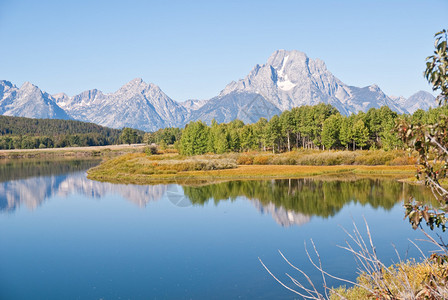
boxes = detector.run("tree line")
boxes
[2,103,445,152]
[149,104,445,155]
[0,115,143,149]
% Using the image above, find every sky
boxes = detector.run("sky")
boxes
[0,0,446,101]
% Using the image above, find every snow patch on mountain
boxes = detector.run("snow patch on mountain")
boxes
[0,50,437,131]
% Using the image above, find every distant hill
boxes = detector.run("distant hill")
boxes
[0,115,125,149]
[0,115,121,137]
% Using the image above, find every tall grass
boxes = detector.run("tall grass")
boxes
[88,153,237,179]
[236,150,416,166]
[260,220,448,299]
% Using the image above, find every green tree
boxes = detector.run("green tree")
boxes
[321,114,342,150]
[179,121,210,155]
[254,118,268,151]
[352,120,369,150]
[240,125,257,151]
[266,115,282,153]
[280,110,294,151]
[120,127,138,145]
[339,116,352,150]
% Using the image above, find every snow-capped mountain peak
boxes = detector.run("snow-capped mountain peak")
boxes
[0,50,436,130]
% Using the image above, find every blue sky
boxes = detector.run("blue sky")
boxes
[0,0,446,100]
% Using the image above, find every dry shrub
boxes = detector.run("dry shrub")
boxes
[296,151,357,166]
[260,220,448,300]
[156,158,237,172]
[270,156,296,165]
[332,256,448,299]
[237,155,254,165]
[354,150,396,165]
[163,148,178,154]
[387,155,418,166]
[253,155,269,165]
[144,145,159,155]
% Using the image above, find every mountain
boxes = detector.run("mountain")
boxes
[0,50,435,131]
[188,91,281,124]
[396,91,436,114]
[180,99,208,111]
[54,78,188,132]
[0,81,71,120]
[220,50,406,115]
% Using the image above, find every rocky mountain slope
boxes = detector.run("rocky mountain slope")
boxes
[0,81,71,120]
[0,50,436,131]
[395,90,436,113]
[220,50,407,115]
[53,78,188,131]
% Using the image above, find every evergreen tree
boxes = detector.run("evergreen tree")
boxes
[120,128,138,145]
[179,121,210,155]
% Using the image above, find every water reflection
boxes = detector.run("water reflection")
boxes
[0,158,100,182]
[1,160,432,228]
[0,171,167,212]
[252,200,311,227]
[182,178,432,226]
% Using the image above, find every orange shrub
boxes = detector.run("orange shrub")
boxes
[237,155,254,165]
[253,156,269,165]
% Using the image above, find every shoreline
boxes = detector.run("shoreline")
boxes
[0,144,146,159]
[87,153,417,185]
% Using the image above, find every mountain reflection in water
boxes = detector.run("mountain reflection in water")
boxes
[0,160,431,227]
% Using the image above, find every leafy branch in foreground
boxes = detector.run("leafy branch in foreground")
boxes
[260,220,448,299]
[424,29,448,106]
[398,29,448,232]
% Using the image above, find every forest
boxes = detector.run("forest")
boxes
[144,104,447,155]
[0,115,125,149]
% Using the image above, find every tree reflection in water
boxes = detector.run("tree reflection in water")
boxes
[182,177,433,226]
[0,159,433,228]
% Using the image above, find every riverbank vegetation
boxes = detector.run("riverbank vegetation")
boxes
[0,144,146,159]
[141,103,448,157]
[87,150,416,184]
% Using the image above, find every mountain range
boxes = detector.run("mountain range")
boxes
[0,50,436,131]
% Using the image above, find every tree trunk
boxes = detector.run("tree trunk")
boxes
[296,133,299,148]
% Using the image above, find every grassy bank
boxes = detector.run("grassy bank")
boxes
[87,150,416,184]
[0,144,146,159]
[330,257,448,299]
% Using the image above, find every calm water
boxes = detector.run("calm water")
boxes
[0,159,438,299]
